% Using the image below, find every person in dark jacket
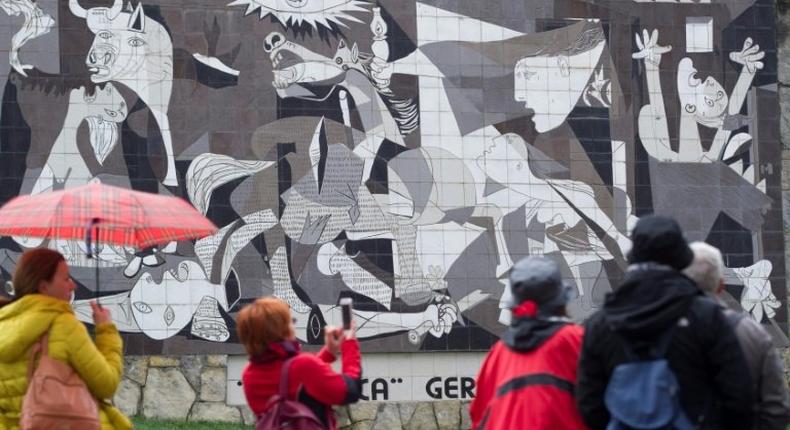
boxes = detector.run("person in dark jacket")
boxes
[576,215,754,430]
[684,241,790,430]
[238,297,361,430]
[470,256,588,430]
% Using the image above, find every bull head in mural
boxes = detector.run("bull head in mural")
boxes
[71,0,149,82]
[69,0,179,187]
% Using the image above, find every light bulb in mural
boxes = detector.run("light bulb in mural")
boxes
[228,0,370,29]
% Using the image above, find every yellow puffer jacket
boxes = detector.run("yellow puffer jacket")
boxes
[0,294,132,430]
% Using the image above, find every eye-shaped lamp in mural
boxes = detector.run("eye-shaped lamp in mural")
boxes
[228,0,370,29]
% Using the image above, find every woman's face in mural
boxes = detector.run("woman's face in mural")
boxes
[513,41,605,133]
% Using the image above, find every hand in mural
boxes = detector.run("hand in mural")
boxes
[299,212,331,245]
[735,259,780,323]
[729,37,765,74]
[423,297,459,338]
[632,29,671,67]
[369,57,392,89]
[582,66,612,107]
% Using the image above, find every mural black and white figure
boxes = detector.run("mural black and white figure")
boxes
[69,0,177,187]
[0,0,784,353]
[635,29,765,167]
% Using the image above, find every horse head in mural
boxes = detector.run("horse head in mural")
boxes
[264,30,363,89]
[264,30,417,140]
[69,0,178,187]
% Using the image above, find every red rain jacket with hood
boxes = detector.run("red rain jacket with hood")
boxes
[470,320,588,430]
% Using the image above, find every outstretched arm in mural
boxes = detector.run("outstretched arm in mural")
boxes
[300,292,487,345]
[705,37,765,161]
[633,29,674,161]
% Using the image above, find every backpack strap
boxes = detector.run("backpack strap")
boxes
[476,373,573,430]
[279,357,296,399]
[26,333,49,381]
[495,373,575,397]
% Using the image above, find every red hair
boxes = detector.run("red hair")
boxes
[236,297,293,356]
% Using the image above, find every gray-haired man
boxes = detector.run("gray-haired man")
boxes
[684,241,790,430]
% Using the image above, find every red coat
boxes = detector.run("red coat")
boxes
[242,339,361,429]
[470,324,588,430]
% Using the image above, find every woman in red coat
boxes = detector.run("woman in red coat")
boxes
[470,256,588,430]
[238,297,361,429]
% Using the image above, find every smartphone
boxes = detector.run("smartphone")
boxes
[340,298,353,330]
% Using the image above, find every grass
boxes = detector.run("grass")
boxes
[131,417,249,430]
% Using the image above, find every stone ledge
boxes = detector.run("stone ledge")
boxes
[120,355,473,427]
[148,355,181,367]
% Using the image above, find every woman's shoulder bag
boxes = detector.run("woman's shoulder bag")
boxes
[20,333,100,430]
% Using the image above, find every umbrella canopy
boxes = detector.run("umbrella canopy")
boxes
[0,182,217,249]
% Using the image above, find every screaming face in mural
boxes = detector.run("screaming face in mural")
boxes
[634,29,765,165]
[69,0,178,187]
[677,58,729,127]
[513,25,607,133]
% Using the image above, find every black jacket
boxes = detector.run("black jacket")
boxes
[576,264,754,430]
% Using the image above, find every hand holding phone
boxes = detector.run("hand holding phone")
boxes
[324,326,343,356]
[340,297,353,331]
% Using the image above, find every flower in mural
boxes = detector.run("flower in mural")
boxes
[425,265,448,291]
[228,0,369,29]
[734,259,781,323]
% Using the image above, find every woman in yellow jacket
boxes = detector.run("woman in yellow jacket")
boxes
[0,248,131,430]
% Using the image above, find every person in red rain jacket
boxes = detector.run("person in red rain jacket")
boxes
[237,297,362,429]
[470,256,588,430]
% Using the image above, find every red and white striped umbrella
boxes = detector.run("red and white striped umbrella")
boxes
[0,182,217,249]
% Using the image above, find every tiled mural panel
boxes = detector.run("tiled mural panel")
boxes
[0,0,783,353]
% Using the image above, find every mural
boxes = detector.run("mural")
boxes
[0,0,783,354]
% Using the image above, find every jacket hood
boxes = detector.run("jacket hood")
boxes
[603,265,700,346]
[502,317,568,352]
[0,294,73,362]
